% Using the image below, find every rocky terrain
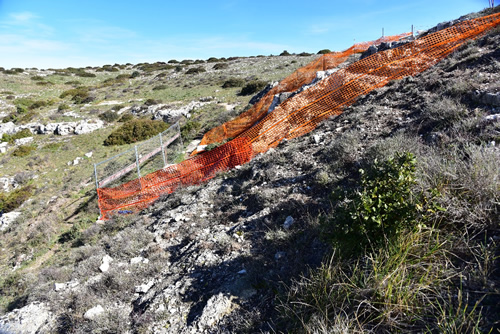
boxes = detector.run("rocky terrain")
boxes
[1,6,500,334]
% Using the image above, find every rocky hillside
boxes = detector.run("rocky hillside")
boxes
[1,6,500,334]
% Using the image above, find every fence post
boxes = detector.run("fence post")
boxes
[177,122,183,150]
[159,132,167,167]
[135,145,142,189]
[94,163,99,190]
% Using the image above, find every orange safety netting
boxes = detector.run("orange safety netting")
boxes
[196,32,413,150]
[97,12,500,219]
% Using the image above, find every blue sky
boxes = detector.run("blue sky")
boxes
[0,0,489,69]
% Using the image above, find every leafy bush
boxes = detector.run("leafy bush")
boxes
[206,57,220,63]
[75,71,96,78]
[280,50,291,56]
[104,119,168,146]
[118,114,134,122]
[325,152,430,253]
[180,119,202,142]
[298,52,313,56]
[144,98,161,106]
[60,87,93,104]
[12,145,36,157]
[30,75,45,81]
[240,80,267,96]
[185,67,206,75]
[152,85,167,91]
[317,49,331,54]
[222,78,245,88]
[98,110,120,123]
[58,103,70,112]
[0,185,34,212]
[1,129,32,144]
[213,63,229,70]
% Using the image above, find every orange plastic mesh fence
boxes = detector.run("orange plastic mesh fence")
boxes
[97,137,253,219]
[197,33,412,149]
[97,13,500,219]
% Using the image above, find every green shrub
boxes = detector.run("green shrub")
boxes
[130,71,140,78]
[240,80,267,95]
[222,78,245,88]
[298,52,313,56]
[324,152,432,253]
[60,87,93,104]
[180,119,202,142]
[118,114,134,122]
[206,57,220,63]
[58,103,70,112]
[75,71,96,78]
[64,80,82,86]
[152,85,167,91]
[30,75,45,81]
[280,50,291,56]
[12,145,36,157]
[168,59,179,64]
[1,129,32,144]
[98,110,120,123]
[185,67,206,75]
[36,81,53,86]
[110,104,125,111]
[213,63,229,70]
[317,49,331,54]
[144,99,161,106]
[0,185,35,213]
[104,119,168,146]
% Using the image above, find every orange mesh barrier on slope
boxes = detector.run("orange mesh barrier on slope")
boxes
[197,33,413,149]
[97,137,253,219]
[97,12,500,219]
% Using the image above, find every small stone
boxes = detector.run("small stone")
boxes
[283,216,294,229]
[313,135,321,144]
[85,152,93,158]
[99,255,113,272]
[135,279,155,293]
[84,305,105,320]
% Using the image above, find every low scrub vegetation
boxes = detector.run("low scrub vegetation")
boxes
[104,119,168,146]
[240,80,267,95]
[0,185,35,213]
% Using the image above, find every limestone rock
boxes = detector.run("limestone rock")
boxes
[14,136,33,145]
[0,212,21,231]
[99,255,113,272]
[0,142,7,154]
[74,119,104,135]
[0,122,16,136]
[197,293,234,329]
[0,302,53,334]
[83,305,105,320]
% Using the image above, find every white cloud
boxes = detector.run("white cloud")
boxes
[9,12,39,23]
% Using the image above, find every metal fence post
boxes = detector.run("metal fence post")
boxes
[135,145,142,189]
[177,122,183,150]
[94,163,99,190]
[94,163,103,219]
[159,132,167,167]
